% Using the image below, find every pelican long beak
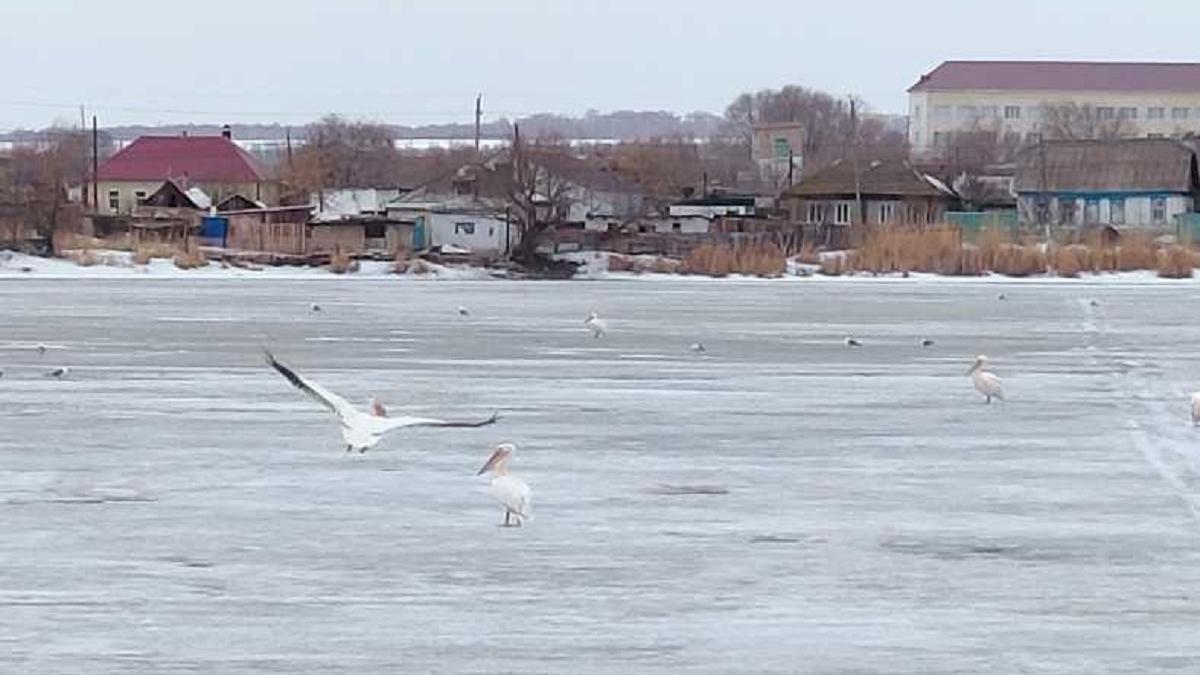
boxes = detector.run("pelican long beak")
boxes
[477,448,503,475]
[967,362,981,375]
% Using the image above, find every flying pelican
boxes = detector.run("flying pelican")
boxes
[265,351,498,453]
[457,305,471,317]
[690,342,706,354]
[1191,392,1200,426]
[477,443,531,527]
[45,366,69,379]
[967,355,1004,404]
[920,338,935,348]
[845,336,863,348]
[585,311,607,338]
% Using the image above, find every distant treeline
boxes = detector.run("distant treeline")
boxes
[1,110,727,142]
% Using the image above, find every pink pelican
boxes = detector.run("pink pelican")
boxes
[967,355,1004,404]
[584,311,607,338]
[477,443,531,526]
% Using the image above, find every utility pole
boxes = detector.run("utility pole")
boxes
[91,115,99,212]
[850,97,863,226]
[285,127,294,171]
[787,148,795,188]
[474,94,482,157]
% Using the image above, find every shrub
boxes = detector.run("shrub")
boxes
[328,249,359,274]
[679,242,785,278]
[1157,246,1195,279]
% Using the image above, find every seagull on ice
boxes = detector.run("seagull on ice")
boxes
[997,293,1007,301]
[845,336,863,348]
[585,311,607,338]
[310,303,322,313]
[265,351,499,453]
[36,344,47,356]
[457,305,471,317]
[477,443,531,527]
[1190,392,1200,426]
[45,366,69,379]
[690,342,706,354]
[967,355,1004,404]
[920,338,935,348]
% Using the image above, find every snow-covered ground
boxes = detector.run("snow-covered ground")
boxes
[2,277,1200,672]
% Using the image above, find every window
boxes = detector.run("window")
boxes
[671,222,682,232]
[1152,196,1167,224]
[1058,199,1076,225]
[1004,105,1021,120]
[1096,107,1116,120]
[913,105,922,118]
[834,202,852,225]
[1110,198,1125,225]
[933,131,945,146]
[1148,107,1166,120]
[806,203,825,223]
[364,222,386,239]
[1172,107,1190,120]
[957,105,978,119]
[878,203,895,224]
[1118,107,1138,119]
[134,190,146,204]
[108,190,119,210]
[454,222,476,235]
[1084,198,1100,223]
[1036,198,1051,225]
[933,105,953,120]
[772,137,790,159]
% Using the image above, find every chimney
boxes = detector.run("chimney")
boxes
[221,124,232,140]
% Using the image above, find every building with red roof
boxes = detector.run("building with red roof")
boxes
[908,61,1200,157]
[95,126,278,214]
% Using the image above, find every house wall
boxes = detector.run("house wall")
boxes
[1015,193,1193,228]
[788,197,947,225]
[910,89,1200,156]
[97,180,279,215]
[427,212,510,254]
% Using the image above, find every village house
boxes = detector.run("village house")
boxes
[782,158,957,226]
[95,126,277,215]
[386,195,512,256]
[751,122,804,187]
[1012,138,1200,229]
[909,61,1200,157]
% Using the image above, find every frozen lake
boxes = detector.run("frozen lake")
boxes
[2,278,1200,673]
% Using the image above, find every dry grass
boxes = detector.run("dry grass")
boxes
[328,249,360,274]
[172,247,208,270]
[133,241,183,265]
[1157,246,1196,278]
[679,242,786,278]
[607,254,635,273]
[1050,245,1087,278]
[68,249,98,267]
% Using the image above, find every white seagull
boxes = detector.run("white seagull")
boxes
[45,366,69,379]
[1190,392,1200,426]
[457,305,471,317]
[967,355,1005,404]
[266,351,498,453]
[585,311,607,338]
[477,443,531,527]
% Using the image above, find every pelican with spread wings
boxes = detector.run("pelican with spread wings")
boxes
[266,351,498,453]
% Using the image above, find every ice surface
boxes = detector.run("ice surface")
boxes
[2,278,1200,673]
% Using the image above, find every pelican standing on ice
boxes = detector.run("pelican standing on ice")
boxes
[967,355,1004,404]
[477,443,531,527]
[1190,392,1200,426]
[585,311,607,338]
[265,351,498,453]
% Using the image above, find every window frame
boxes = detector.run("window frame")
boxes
[107,189,120,210]
[834,202,852,225]
[453,221,476,235]
[1151,196,1167,224]
[1110,198,1125,225]
[1004,105,1021,120]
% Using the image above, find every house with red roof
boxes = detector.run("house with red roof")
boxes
[95,126,277,215]
[908,61,1200,157]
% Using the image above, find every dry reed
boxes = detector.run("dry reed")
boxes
[328,249,359,274]
[679,242,786,278]
[1157,246,1196,278]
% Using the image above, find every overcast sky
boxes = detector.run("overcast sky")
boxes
[2,0,1197,130]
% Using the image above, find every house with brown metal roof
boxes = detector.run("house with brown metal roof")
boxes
[95,126,277,215]
[780,158,957,226]
[908,61,1200,157]
[1013,138,1200,229]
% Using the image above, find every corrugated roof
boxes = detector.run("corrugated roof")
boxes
[784,159,951,198]
[909,61,1200,93]
[97,136,268,183]
[1013,138,1199,193]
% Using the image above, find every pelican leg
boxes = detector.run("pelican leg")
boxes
[985,395,991,404]
[504,511,511,527]
[345,444,353,453]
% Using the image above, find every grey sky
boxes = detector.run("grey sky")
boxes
[2,0,1196,130]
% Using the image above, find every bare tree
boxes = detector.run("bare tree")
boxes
[282,115,403,194]
[1039,103,1136,141]
[1,129,86,254]
[507,128,573,263]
